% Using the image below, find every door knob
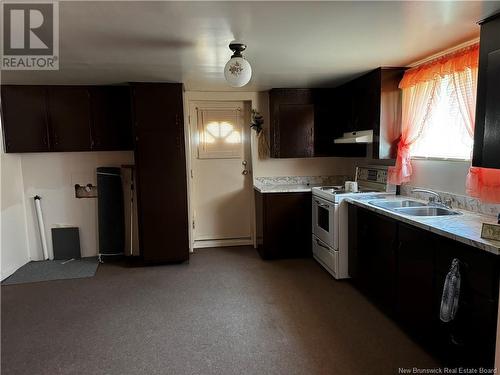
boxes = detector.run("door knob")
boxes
[242,170,249,175]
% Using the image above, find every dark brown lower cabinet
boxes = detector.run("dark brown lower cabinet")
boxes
[255,190,311,259]
[353,207,397,315]
[396,223,435,340]
[348,203,499,369]
[433,236,499,368]
[131,83,189,264]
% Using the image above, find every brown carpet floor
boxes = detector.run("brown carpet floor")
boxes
[1,247,439,375]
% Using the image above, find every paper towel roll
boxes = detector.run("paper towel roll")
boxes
[34,196,50,260]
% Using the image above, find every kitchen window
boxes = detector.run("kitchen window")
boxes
[388,44,479,185]
[410,73,475,160]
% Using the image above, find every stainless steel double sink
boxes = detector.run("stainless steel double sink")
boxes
[368,200,462,217]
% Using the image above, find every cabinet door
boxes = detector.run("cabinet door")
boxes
[313,89,337,156]
[396,223,435,340]
[433,236,499,368]
[132,83,189,264]
[473,15,500,168]
[47,86,92,151]
[270,89,314,158]
[277,104,314,158]
[90,86,133,151]
[312,89,367,157]
[481,48,500,168]
[355,207,397,314]
[351,70,381,132]
[1,85,50,152]
[258,192,311,259]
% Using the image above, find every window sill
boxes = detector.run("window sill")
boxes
[411,156,471,162]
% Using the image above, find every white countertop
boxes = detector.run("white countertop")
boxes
[346,195,500,256]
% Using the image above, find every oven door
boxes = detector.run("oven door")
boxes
[312,195,335,248]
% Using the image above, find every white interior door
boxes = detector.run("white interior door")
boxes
[189,101,253,248]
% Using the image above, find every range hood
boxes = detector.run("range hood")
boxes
[334,130,373,144]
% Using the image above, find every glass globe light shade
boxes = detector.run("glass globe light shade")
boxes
[224,57,252,88]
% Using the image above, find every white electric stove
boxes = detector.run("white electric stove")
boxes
[311,166,395,279]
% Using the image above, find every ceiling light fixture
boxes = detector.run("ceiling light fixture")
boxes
[224,42,252,88]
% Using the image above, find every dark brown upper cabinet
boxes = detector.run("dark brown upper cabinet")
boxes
[47,86,92,152]
[340,67,406,159]
[268,67,404,159]
[269,89,315,158]
[90,86,133,151]
[1,85,51,152]
[269,88,365,158]
[312,88,367,157]
[473,13,500,169]
[1,85,134,153]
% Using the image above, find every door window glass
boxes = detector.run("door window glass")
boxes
[318,205,330,232]
[197,108,243,159]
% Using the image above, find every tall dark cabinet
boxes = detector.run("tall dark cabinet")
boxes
[131,83,189,264]
[473,12,500,169]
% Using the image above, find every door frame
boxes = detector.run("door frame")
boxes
[184,92,258,251]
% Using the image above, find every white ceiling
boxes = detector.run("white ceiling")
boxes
[2,1,500,91]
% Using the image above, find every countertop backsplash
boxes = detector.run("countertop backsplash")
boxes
[255,175,351,187]
[401,184,500,218]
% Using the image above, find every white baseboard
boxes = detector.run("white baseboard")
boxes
[194,238,253,249]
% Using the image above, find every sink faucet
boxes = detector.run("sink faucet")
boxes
[411,188,453,209]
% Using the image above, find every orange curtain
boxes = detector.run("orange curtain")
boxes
[387,80,437,184]
[390,44,500,203]
[443,46,500,203]
[389,45,481,185]
[399,45,479,89]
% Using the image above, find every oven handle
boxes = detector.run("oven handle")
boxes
[315,238,331,250]
[315,200,331,209]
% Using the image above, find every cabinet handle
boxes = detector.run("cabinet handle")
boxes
[395,240,402,255]
[175,114,181,148]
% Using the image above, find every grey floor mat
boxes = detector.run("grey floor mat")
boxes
[2,258,99,285]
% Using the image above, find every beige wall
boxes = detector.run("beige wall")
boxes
[1,153,30,279]
[251,92,361,178]
[185,91,362,180]
[363,156,471,196]
[20,151,134,260]
[407,159,470,195]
